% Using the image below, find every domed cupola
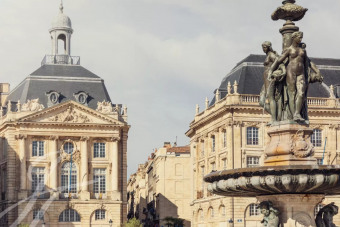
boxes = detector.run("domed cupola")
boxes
[51,3,72,29]
[49,2,73,56]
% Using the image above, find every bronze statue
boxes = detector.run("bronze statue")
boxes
[316,202,339,227]
[267,31,323,123]
[259,201,280,227]
[260,41,286,125]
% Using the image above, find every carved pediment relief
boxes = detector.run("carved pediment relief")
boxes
[49,106,92,123]
[19,101,124,125]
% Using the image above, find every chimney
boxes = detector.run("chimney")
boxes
[163,142,171,148]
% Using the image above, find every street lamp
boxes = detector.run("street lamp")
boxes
[109,219,113,227]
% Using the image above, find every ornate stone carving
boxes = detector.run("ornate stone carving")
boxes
[15,134,27,140]
[291,130,313,158]
[96,100,113,114]
[49,135,59,140]
[294,212,313,227]
[49,107,91,123]
[21,99,44,112]
[60,149,81,165]
[259,201,280,227]
[80,136,89,141]
[315,202,339,227]
[111,137,121,142]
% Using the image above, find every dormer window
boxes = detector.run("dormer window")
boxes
[46,91,60,106]
[74,91,88,105]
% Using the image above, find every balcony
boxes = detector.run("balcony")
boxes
[41,55,80,65]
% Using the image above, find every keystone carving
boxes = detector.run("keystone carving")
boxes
[60,149,81,165]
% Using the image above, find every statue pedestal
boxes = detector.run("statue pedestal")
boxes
[257,194,324,227]
[264,123,317,166]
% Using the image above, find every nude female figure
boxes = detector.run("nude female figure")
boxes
[260,41,285,124]
[269,31,306,122]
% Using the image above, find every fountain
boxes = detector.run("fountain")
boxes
[204,1,340,226]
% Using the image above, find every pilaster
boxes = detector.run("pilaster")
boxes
[49,135,59,199]
[79,136,90,200]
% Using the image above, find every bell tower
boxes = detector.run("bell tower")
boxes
[49,2,73,56]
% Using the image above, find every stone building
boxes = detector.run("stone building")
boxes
[127,143,192,227]
[0,3,129,227]
[0,84,9,107]
[186,55,340,227]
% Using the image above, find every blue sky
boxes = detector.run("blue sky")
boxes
[1,0,340,176]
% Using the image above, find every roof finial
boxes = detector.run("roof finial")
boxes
[59,0,64,13]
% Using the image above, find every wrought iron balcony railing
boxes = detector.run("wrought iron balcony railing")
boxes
[41,55,80,65]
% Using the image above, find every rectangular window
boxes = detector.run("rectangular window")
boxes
[212,136,215,152]
[247,127,259,145]
[211,162,216,171]
[249,204,260,216]
[94,143,106,158]
[317,158,323,165]
[223,131,227,148]
[31,167,45,193]
[222,159,227,170]
[33,209,44,220]
[32,141,44,156]
[247,156,259,167]
[95,210,105,220]
[201,141,205,157]
[93,168,106,193]
[311,129,322,147]
[201,166,205,192]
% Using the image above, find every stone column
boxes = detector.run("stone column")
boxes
[111,137,119,192]
[18,135,27,200]
[19,135,26,190]
[233,122,242,168]
[6,129,18,225]
[80,136,90,200]
[49,136,59,199]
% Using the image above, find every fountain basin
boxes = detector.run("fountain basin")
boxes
[204,165,340,197]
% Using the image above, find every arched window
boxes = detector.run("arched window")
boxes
[311,129,322,147]
[59,209,80,222]
[208,207,214,218]
[61,162,77,193]
[219,205,226,216]
[95,209,106,220]
[247,127,259,145]
[198,209,204,221]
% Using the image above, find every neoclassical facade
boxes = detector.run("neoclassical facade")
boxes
[186,55,340,227]
[127,143,192,227]
[0,3,129,227]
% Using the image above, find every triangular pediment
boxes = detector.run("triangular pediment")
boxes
[18,101,125,125]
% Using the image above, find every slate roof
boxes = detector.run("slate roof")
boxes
[210,54,340,106]
[6,64,111,111]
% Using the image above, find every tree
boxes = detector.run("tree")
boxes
[163,216,184,227]
[125,217,143,227]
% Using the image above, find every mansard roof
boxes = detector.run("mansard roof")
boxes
[6,64,111,111]
[209,54,340,106]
